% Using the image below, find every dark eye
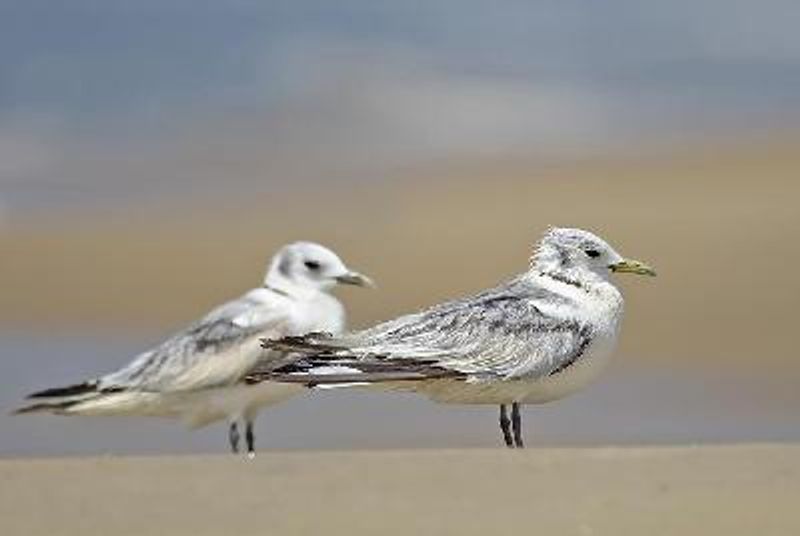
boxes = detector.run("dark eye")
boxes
[585,249,601,258]
[304,260,321,271]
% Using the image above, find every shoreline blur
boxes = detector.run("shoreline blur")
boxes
[2,136,797,364]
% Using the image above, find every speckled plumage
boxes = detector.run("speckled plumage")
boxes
[256,228,654,445]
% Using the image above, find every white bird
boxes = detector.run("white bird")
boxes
[15,242,373,456]
[255,228,655,448]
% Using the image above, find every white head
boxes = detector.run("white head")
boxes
[531,227,656,284]
[265,241,374,295]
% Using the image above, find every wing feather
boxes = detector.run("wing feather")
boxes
[101,291,291,392]
[257,278,593,383]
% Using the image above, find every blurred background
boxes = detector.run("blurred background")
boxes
[1,1,798,456]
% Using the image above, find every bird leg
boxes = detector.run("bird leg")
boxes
[499,405,514,448]
[245,420,256,459]
[511,402,524,449]
[228,422,240,454]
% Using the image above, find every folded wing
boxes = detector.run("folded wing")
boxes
[254,278,593,385]
[16,291,292,415]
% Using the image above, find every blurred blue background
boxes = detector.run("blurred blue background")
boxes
[2,0,799,215]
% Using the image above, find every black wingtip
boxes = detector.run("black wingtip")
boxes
[11,399,80,415]
[26,381,97,399]
[260,335,297,351]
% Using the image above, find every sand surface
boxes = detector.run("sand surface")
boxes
[1,444,798,536]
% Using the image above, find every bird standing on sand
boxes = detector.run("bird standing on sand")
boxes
[15,242,373,457]
[255,228,655,448]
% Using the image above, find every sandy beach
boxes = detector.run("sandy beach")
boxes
[1,444,798,536]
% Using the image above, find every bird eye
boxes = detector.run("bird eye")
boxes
[585,249,601,258]
[304,260,321,271]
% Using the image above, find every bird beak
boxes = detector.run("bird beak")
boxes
[610,258,657,276]
[335,271,376,288]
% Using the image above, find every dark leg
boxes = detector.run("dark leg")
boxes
[511,402,524,449]
[228,422,240,454]
[245,420,256,458]
[499,405,514,448]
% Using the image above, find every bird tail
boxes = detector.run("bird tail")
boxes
[12,380,99,414]
[11,380,119,416]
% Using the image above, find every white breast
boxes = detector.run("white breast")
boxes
[290,292,346,335]
[518,334,617,404]
[520,279,624,404]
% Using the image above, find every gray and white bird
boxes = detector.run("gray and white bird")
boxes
[255,228,655,448]
[15,242,373,456]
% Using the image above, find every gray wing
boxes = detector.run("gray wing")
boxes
[259,278,592,382]
[100,291,290,392]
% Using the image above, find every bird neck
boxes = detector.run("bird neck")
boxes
[529,262,613,296]
[263,270,321,301]
[262,282,293,299]
[527,268,624,332]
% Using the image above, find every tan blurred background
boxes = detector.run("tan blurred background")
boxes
[3,136,797,364]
